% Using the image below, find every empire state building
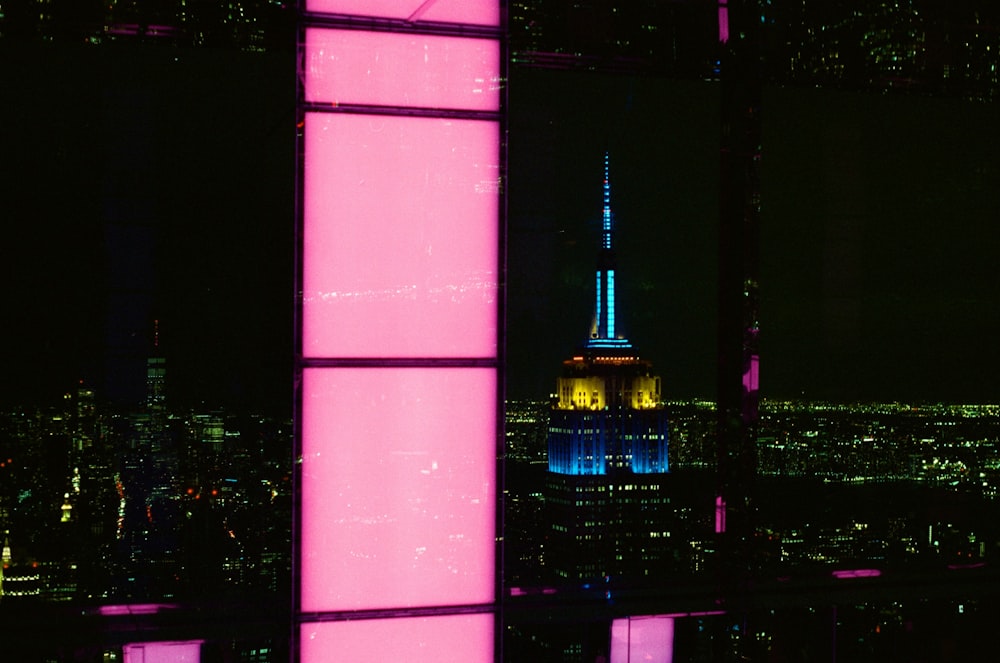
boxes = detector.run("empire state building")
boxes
[545,155,672,583]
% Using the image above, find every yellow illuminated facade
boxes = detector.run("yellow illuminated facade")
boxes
[548,351,669,476]
[555,356,663,411]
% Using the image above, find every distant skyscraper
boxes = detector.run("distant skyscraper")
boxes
[146,320,166,411]
[544,155,672,583]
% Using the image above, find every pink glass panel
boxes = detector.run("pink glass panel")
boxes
[300,367,496,612]
[300,614,493,663]
[715,495,726,534]
[305,0,499,26]
[305,28,500,111]
[718,3,730,44]
[96,603,177,616]
[948,561,986,570]
[831,568,882,579]
[302,113,498,358]
[122,642,202,663]
[743,353,759,393]
[610,616,675,663]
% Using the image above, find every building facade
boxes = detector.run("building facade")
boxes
[545,156,672,583]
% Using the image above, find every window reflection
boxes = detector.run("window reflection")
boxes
[504,1,1000,661]
[3,1,1000,661]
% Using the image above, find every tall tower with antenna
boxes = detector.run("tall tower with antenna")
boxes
[588,153,631,349]
[544,155,671,583]
[145,319,166,411]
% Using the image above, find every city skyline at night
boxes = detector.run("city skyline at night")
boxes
[3,3,1000,410]
[4,3,1000,662]
[507,69,1000,404]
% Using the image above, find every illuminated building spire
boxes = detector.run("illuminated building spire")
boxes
[602,152,612,250]
[588,153,631,349]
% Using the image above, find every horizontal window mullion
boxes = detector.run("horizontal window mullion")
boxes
[298,601,496,624]
[301,357,498,368]
[301,101,500,122]
[301,12,502,39]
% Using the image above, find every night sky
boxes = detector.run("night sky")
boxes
[507,70,719,400]
[3,43,1000,410]
[3,43,295,411]
[761,86,1000,403]
[508,69,1000,404]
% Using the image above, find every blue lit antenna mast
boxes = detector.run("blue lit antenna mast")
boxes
[588,153,632,349]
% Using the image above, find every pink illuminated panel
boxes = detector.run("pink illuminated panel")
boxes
[97,603,177,616]
[301,614,493,663]
[305,0,499,26]
[718,1,730,43]
[123,641,202,663]
[302,113,498,358]
[743,354,759,394]
[299,2,499,658]
[610,616,675,663]
[300,367,496,611]
[305,29,500,111]
[831,568,882,579]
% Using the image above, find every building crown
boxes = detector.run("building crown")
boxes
[587,153,631,350]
